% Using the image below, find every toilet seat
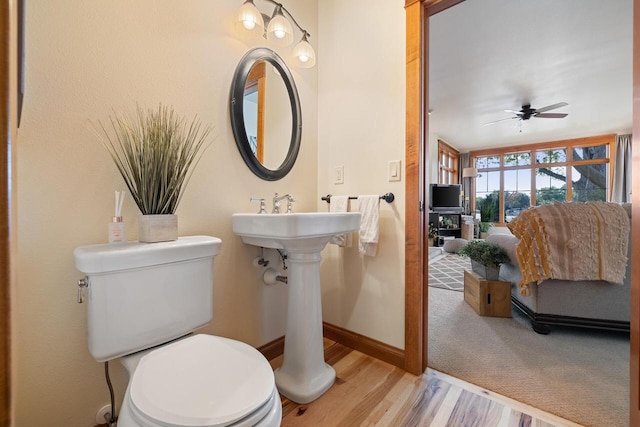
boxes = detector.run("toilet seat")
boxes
[128,334,276,427]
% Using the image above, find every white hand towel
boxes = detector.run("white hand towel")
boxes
[357,195,380,256]
[330,196,352,247]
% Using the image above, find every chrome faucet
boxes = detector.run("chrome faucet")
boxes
[272,193,295,213]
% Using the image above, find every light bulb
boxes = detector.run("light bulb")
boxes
[266,7,293,46]
[293,36,316,68]
[236,1,264,37]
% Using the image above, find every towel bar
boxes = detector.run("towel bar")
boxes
[321,193,395,204]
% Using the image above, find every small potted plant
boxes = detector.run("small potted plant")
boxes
[458,240,510,280]
[479,199,494,238]
[428,222,438,246]
[96,104,212,242]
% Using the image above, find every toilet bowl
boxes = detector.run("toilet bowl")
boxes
[115,335,281,427]
[73,236,282,426]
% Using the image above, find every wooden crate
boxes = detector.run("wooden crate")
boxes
[463,270,512,317]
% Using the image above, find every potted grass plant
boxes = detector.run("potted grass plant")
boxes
[458,239,510,280]
[96,104,212,242]
[478,199,495,238]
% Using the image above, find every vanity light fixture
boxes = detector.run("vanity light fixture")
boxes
[236,0,316,68]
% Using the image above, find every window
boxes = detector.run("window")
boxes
[470,135,613,224]
[438,140,459,184]
[504,168,531,221]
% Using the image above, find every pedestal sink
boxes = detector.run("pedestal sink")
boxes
[232,212,361,403]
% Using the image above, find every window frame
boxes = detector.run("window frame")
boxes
[438,139,459,184]
[469,134,615,224]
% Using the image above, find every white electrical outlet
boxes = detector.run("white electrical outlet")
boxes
[334,165,344,184]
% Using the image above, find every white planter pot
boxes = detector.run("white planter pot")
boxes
[138,214,178,243]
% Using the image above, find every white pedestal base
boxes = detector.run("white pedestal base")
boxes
[274,251,334,404]
[274,363,335,404]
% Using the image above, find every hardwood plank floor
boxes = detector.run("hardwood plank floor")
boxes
[270,340,583,427]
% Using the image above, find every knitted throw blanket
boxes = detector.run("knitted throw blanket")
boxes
[507,202,630,296]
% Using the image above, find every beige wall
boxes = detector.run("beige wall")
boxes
[14,0,317,425]
[317,0,406,349]
[14,0,409,424]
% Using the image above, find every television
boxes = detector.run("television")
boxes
[429,184,463,213]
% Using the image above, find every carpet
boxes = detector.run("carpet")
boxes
[428,246,444,261]
[428,253,471,292]
[428,286,629,427]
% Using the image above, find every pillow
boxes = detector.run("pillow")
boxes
[487,226,513,236]
[485,234,519,264]
[443,238,468,254]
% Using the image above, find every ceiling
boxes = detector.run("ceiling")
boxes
[428,0,633,153]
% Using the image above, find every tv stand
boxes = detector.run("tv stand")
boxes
[429,212,462,247]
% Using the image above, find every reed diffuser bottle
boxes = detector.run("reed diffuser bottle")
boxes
[108,191,126,243]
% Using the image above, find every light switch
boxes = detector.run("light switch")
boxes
[388,160,401,182]
[334,165,344,184]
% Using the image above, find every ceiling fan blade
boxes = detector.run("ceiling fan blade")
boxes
[504,109,524,115]
[535,102,568,113]
[483,117,518,126]
[534,113,568,119]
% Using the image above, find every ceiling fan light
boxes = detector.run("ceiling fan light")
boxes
[267,6,294,46]
[293,36,316,68]
[236,0,264,34]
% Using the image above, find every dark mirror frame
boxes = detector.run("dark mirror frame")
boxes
[230,48,302,181]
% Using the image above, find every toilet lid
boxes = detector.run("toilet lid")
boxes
[129,334,275,427]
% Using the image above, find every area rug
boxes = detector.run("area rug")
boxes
[428,286,629,427]
[428,253,471,292]
[428,246,444,261]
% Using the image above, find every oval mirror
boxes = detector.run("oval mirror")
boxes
[230,48,302,181]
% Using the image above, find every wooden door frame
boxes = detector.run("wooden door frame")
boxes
[1,0,11,425]
[405,2,640,425]
[403,0,465,376]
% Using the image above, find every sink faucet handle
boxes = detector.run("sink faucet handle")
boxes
[250,197,267,214]
[272,192,282,214]
[286,196,296,214]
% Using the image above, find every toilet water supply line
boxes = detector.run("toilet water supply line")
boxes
[75,280,117,424]
[104,362,117,426]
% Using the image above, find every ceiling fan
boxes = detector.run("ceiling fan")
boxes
[484,102,569,126]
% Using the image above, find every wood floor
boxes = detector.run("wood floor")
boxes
[270,340,583,427]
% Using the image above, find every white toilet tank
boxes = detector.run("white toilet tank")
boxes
[74,236,221,362]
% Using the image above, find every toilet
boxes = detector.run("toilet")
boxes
[74,236,281,427]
